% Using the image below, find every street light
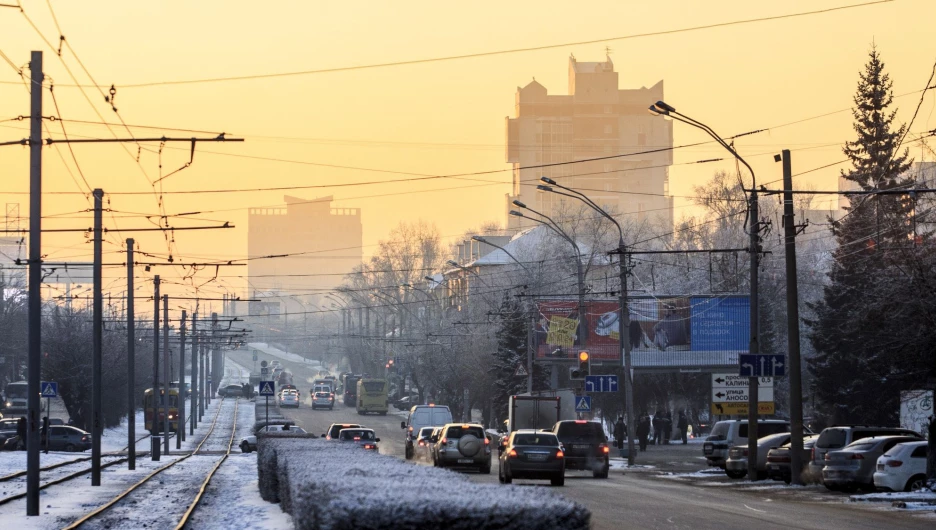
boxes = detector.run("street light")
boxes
[649,100,764,482]
[535,178,636,465]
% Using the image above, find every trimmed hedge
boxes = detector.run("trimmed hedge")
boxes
[258,438,590,530]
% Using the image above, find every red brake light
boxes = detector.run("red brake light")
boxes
[484,438,490,445]
[575,420,587,424]
[508,449,517,458]
[824,454,831,461]
[850,453,864,460]
[354,437,361,441]
[441,438,447,444]
[601,445,610,454]
[886,460,903,467]
[556,450,564,458]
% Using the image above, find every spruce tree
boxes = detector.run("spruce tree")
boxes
[806,46,915,425]
[488,294,546,425]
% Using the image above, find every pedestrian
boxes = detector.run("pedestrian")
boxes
[16,416,27,451]
[613,416,626,456]
[662,411,673,445]
[637,413,651,452]
[677,411,689,444]
[652,410,662,445]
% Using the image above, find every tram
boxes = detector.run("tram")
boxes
[143,387,180,432]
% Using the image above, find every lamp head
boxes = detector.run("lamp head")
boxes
[648,104,665,116]
[512,199,527,208]
[540,176,557,185]
[655,100,676,113]
[508,210,524,217]
[536,185,553,192]
[446,260,459,267]
[424,276,435,282]
[470,235,486,243]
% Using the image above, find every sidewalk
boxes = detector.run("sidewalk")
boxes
[609,438,708,473]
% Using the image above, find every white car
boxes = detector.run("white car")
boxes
[279,390,300,408]
[873,440,930,492]
[240,424,307,453]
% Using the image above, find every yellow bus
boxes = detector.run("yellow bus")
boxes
[356,378,388,415]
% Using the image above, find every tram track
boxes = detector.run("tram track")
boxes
[0,433,153,484]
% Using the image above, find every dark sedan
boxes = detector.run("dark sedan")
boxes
[498,429,565,486]
[217,384,244,398]
[44,425,91,452]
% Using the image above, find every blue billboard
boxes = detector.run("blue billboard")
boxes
[690,296,750,351]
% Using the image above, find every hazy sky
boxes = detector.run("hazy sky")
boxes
[0,0,933,309]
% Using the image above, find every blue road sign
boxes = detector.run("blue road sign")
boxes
[739,354,786,377]
[574,396,592,413]
[584,375,619,393]
[258,381,276,396]
[40,381,58,398]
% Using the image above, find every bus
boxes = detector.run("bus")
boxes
[143,387,180,432]
[356,378,389,415]
[3,381,45,416]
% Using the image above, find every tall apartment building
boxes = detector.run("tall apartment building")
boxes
[247,195,362,301]
[505,56,673,231]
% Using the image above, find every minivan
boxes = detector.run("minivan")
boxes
[401,404,453,460]
[703,420,792,468]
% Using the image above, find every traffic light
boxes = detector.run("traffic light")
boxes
[569,350,590,380]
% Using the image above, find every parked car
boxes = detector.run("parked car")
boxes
[278,390,300,408]
[433,423,491,473]
[414,426,435,461]
[401,404,453,460]
[311,391,334,410]
[550,420,609,478]
[822,435,923,492]
[807,426,921,482]
[428,427,444,464]
[240,424,307,453]
[873,440,930,492]
[725,432,793,479]
[0,418,19,448]
[217,384,244,398]
[337,428,380,451]
[766,435,820,483]
[498,429,565,486]
[703,420,792,468]
[44,425,92,452]
[323,423,363,440]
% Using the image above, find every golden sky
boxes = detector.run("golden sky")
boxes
[1,0,934,310]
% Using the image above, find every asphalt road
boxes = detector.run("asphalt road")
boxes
[228,349,935,530]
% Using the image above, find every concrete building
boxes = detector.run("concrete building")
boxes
[247,195,362,306]
[505,55,673,231]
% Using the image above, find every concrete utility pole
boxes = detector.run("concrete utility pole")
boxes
[162,294,170,455]
[126,238,135,470]
[152,275,160,461]
[747,188,761,482]
[191,312,198,433]
[26,49,43,517]
[91,189,104,486]
[178,310,186,449]
[782,149,806,485]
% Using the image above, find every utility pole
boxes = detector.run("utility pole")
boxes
[747,189,761,481]
[178,310,186,449]
[126,238,135,470]
[211,312,219,400]
[91,189,103,486]
[152,275,160,461]
[201,338,208,411]
[782,149,805,485]
[619,239,636,466]
[191,311,198,433]
[25,49,43,518]
[162,294,170,456]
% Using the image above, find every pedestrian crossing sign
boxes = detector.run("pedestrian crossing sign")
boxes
[40,381,58,398]
[574,396,591,413]
[258,381,275,396]
[513,364,529,377]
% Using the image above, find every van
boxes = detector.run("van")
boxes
[807,425,921,483]
[401,404,453,460]
[703,419,792,468]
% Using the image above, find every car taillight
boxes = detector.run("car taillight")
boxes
[850,454,864,460]
[484,438,489,445]
[599,443,609,454]
[886,460,903,467]
[556,450,564,459]
[811,447,816,461]
[441,438,447,444]
[364,444,376,450]
[575,420,587,424]
[824,453,831,461]
[81,436,89,442]
[508,449,517,458]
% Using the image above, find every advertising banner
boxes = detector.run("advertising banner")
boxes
[534,295,749,368]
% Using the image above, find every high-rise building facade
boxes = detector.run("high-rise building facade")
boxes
[505,56,673,231]
[247,195,362,299]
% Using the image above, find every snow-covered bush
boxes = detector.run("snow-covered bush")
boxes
[259,438,590,530]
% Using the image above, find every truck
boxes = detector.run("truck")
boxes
[506,389,577,434]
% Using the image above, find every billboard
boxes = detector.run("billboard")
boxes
[533,296,749,369]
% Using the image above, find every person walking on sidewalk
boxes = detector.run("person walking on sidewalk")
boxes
[637,413,651,452]
[613,416,626,457]
[677,411,689,444]
[652,410,662,445]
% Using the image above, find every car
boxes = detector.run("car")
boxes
[44,425,92,452]
[337,428,380,451]
[766,435,820,483]
[873,440,930,492]
[433,423,491,473]
[323,423,364,440]
[0,418,20,448]
[807,426,922,483]
[414,426,435,461]
[311,391,335,410]
[427,427,444,464]
[217,384,244,398]
[401,404,453,460]
[822,435,923,492]
[278,390,300,408]
[393,396,414,411]
[703,420,792,468]
[240,423,307,453]
[550,420,609,478]
[498,429,565,486]
[724,432,793,479]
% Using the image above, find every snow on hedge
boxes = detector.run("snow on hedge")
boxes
[259,438,591,530]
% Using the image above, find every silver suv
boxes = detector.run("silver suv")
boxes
[703,420,791,468]
[433,423,491,474]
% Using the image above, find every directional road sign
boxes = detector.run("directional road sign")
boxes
[40,381,58,398]
[584,375,619,393]
[739,354,786,377]
[711,402,775,416]
[574,395,592,413]
[258,381,276,396]
[712,374,773,402]
[261,367,269,375]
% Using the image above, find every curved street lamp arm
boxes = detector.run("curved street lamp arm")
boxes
[667,111,756,189]
[540,184,623,242]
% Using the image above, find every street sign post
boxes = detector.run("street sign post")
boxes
[40,381,57,398]
[259,380,275,426]
[584,375,618,393]
[574,396,592,413]
[40,381,57,453]
[739,354,786,377]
